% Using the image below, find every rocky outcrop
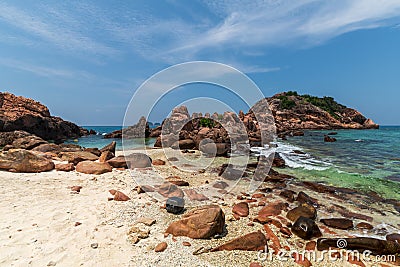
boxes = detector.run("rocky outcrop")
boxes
[265,92,379,133]
[0,92,87,143]
[104,117,150,139]
[75,161,112,175]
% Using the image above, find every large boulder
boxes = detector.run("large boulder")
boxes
[0,149,54,172]
[75,161,112,175]
[211,231,268,252]
[0,92,86,143]
[165,205,225,239]
[107,153,151,169]
[59,151,99,165]
[32,143,62,153]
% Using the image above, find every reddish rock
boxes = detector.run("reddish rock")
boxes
[272,153,285,168]
[320,218,354,230]
[286,203,317,222]
[280,227,292,237]
[169,180,189,186]
[292,252,312,267]
[232,202,249,217]
[59,151,98,165]
[74,222,82,226]
[55,163,75,172]
[84,147,101,157]
[75,161,112,175]
[270,219,282,229]
[0,149,55,173]
[152,159,166,165]
[155,242,168,252]
[249,262,263,267]
[99,151,114,163]
[355,222,373,230]
[184,189,209,201]
[165,205,225,239]
[279,189,296,202]
[100,141,116,154]
[305,241,316,251]
[157,182,184,198]
[263,224,281,253]
[0,92,85,142]
[107,153,151,169]
[182,241,191,247]
[211,231,268,252]
[9,136,47,150]
[257,201,288,223]
[252,193,264,198]
[112,190,130,201]
[71,186,82,192]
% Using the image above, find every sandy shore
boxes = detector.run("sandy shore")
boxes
[0,149,399,267]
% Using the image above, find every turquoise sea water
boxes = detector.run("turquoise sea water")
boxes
[64,126,156,150]
[67,126,400,200]
[274,126,400,200]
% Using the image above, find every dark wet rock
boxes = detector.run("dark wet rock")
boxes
[59,151,99,165]
[286,203,317,222]
[165,205,225,239]
[256,201,288,223]
[211,231,268,252]
[320,218,353,230]
[184,189,209,201]
[355,222,373,230]
[279,189,296,202]
[100,141,116,155]
[305,241,316,251]
[324,135,337,142]
[386,233,400,243]
[296,191,319,207]
[292,216,322,240]
[302,181,336,194]
[0,149,54,172]
[166,197,185,214]
[317,237,400,255]
[272,153,285,168]
[232,202,249,217]
[76,161,112,175]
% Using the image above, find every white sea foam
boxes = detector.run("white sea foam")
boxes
[252,141,332,171]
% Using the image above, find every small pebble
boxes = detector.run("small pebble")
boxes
[183,241,191,247]
[155,242,168,252]
[91,243,98,249]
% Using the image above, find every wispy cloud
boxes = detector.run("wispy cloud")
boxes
[0,2,117,56]
[166,0,400,55]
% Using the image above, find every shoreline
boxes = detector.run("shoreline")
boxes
[1,148,399,266]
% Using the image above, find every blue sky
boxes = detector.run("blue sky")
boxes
[0,0,399,125]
